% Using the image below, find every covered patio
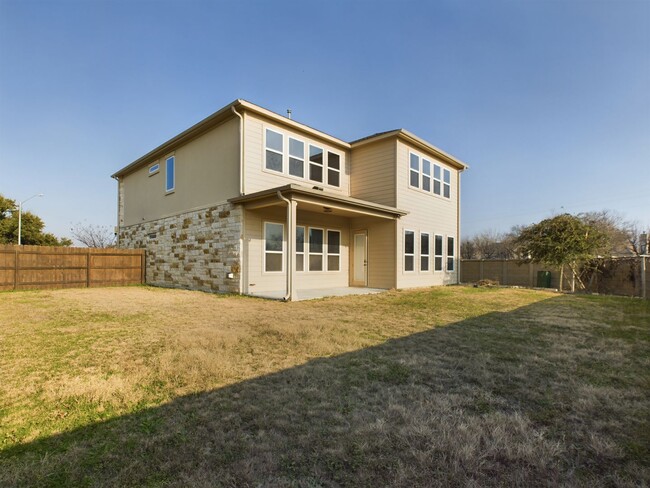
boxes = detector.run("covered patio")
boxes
[230,184,407,300]
[247,286,387,301]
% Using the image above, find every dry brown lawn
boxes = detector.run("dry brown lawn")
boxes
[0,285,648,487]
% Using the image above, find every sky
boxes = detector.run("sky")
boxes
[1,0,648,243]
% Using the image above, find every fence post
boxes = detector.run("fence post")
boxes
[14,248,18,290]
[641,256,648,298]
[86,250,91,288]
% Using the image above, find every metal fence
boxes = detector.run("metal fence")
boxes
[0,245,145,291]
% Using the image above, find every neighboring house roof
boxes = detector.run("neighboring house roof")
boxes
[112,99,467,178]
[229,183,408,220]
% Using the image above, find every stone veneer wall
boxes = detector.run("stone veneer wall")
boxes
[119,202,241,293]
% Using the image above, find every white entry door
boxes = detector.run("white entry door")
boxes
[352,231,367,287]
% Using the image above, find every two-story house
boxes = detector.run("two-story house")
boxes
[112,99,467,300]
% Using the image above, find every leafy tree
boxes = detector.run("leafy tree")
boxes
[0,194,72,246]
[514,213,608,291]
[71,222,116,248]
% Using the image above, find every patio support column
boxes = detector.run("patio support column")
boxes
[287,199,297,301]
[277,190,297,301]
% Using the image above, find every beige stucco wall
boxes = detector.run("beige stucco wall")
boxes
[243,112,351,196]
[120,117,240,227]
[243,206,351,294]
[394,140,460,288]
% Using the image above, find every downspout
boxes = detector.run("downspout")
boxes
[277,191,292,301]
[231,106,245,195]
[232,106,245,295]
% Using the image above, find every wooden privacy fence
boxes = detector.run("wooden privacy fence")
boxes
[460,257,649,299]
[0,245,145,291]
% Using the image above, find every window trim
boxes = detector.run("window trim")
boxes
[262,125,343,189]
[404,229,416,272]
[264,128,284,173]
[326,151,341,188]
[447,236,455,272]
[434,234,444,272]
[263,221,285,274]
[308,226,325,272]
[420,232,430,272]
[408,150,452,200]
[165,156,175,193]
[148,163,160,176]
[296,225,305,272]
[326,229,341,272]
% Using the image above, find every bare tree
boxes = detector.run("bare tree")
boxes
[71,223,116,248]
[461,230,518,259]
[578,210,642,256]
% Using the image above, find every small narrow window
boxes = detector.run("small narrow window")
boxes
[265,129,283,173]
[409,153,419,188]
[149,163,160,176]
[422,159,431,192]
[447,236,455,271]
[443,169,451,198]
[264,222,284,272]
[434,234,443,271]
[420,233,430,271]
[296,226,305,272]
[327,230,341,271]
[327,152,340,187]
[289,138,304,178]
[309,228,324,271]
[165,156,175,192]
[404,230,415,272]
[433,164,441,195]
[309,145,324,183]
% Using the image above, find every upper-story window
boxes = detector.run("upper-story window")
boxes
[165,156,175,193]
[265,127,341,188]
[289,138,304,178]
[409,151,451,199]
[265,129,283,173]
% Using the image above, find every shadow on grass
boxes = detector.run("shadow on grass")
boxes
[2,296,648,487]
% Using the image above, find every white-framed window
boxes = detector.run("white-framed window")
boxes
[309,227,324,271]
[264,222,284,273]
[165,156,175,193]
[327,152,341,187]
[409,153,420,188]
[447,236,455,271]
[422,159,431,192]
[404,230,415,272]
[309,145,324,183]
[443,169,451,198]
[409,151,451,199]
[149,163,160,176]
[296,226,305,272]
[433,164,442,196]
[289,138,304,178]
[327,230,341,271]
[434,234,443,271]
[420,232,430,272]
[265,128,283,173]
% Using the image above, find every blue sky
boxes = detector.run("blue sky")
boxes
[1,0,648,243]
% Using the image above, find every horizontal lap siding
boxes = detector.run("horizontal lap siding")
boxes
[122,118,240,227]
[244,113,351,196]
[244,207,350,294]
[395,140,460,289]
[350,217,396,289]
[349,139,396,207]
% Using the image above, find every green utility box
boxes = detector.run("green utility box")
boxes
[536,271,552,288]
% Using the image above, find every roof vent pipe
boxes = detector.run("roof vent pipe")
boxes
[287,109,292,119]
